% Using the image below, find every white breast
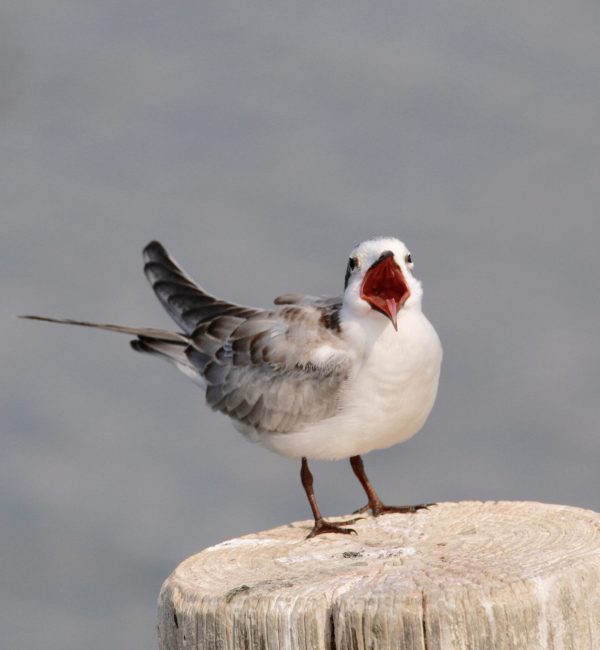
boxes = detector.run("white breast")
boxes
[262,308,442,460]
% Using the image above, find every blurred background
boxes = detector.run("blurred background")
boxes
[2,2,599,648]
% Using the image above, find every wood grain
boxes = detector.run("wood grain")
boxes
[158,501,600,649]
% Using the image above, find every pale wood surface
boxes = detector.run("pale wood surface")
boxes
[158,501,600,649]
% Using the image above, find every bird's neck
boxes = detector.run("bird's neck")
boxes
[340,303,424,356]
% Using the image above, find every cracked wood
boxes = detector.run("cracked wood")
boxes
[158,501,600,650]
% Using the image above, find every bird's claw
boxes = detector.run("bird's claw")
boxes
[307,518,359,538]
[354,502,435,517]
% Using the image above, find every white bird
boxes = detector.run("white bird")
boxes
[22,237,442,537]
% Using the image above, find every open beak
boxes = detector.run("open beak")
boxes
[360,252,411,330]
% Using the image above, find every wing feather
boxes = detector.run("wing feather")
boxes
[23,242,353,437]
[185,295,353,434]
[143,241,260,333]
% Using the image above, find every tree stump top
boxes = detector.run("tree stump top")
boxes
[158,501,600,649]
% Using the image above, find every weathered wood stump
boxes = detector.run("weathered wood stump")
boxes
[158,501,600,649]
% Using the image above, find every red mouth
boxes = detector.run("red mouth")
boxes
[360,252,410,330]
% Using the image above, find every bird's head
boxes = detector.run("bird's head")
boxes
[342,237,423,329]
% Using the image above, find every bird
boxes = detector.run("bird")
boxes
[21,237,443,538]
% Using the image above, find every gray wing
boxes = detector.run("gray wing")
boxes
[143,241,260,334]
[195,302,352,434]
[142,242,353,434]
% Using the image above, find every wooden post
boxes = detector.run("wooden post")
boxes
[158,501,600,649]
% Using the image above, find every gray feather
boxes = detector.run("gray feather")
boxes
[23,242,353,436]
[19,315,187,343]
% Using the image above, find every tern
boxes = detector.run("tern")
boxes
[22,237,442,537]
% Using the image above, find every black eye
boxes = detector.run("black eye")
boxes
[344,257,359,289]
[405,253,413,265]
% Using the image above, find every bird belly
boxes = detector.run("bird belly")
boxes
[260,312,442,460]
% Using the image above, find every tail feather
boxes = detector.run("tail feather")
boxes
[19,315,187,343]
[131,338,205,385]
[131,336,188,362]
[20,314,199,377]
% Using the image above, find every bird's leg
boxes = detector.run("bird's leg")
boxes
[300,457,358,538]
[349,455,432,516]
